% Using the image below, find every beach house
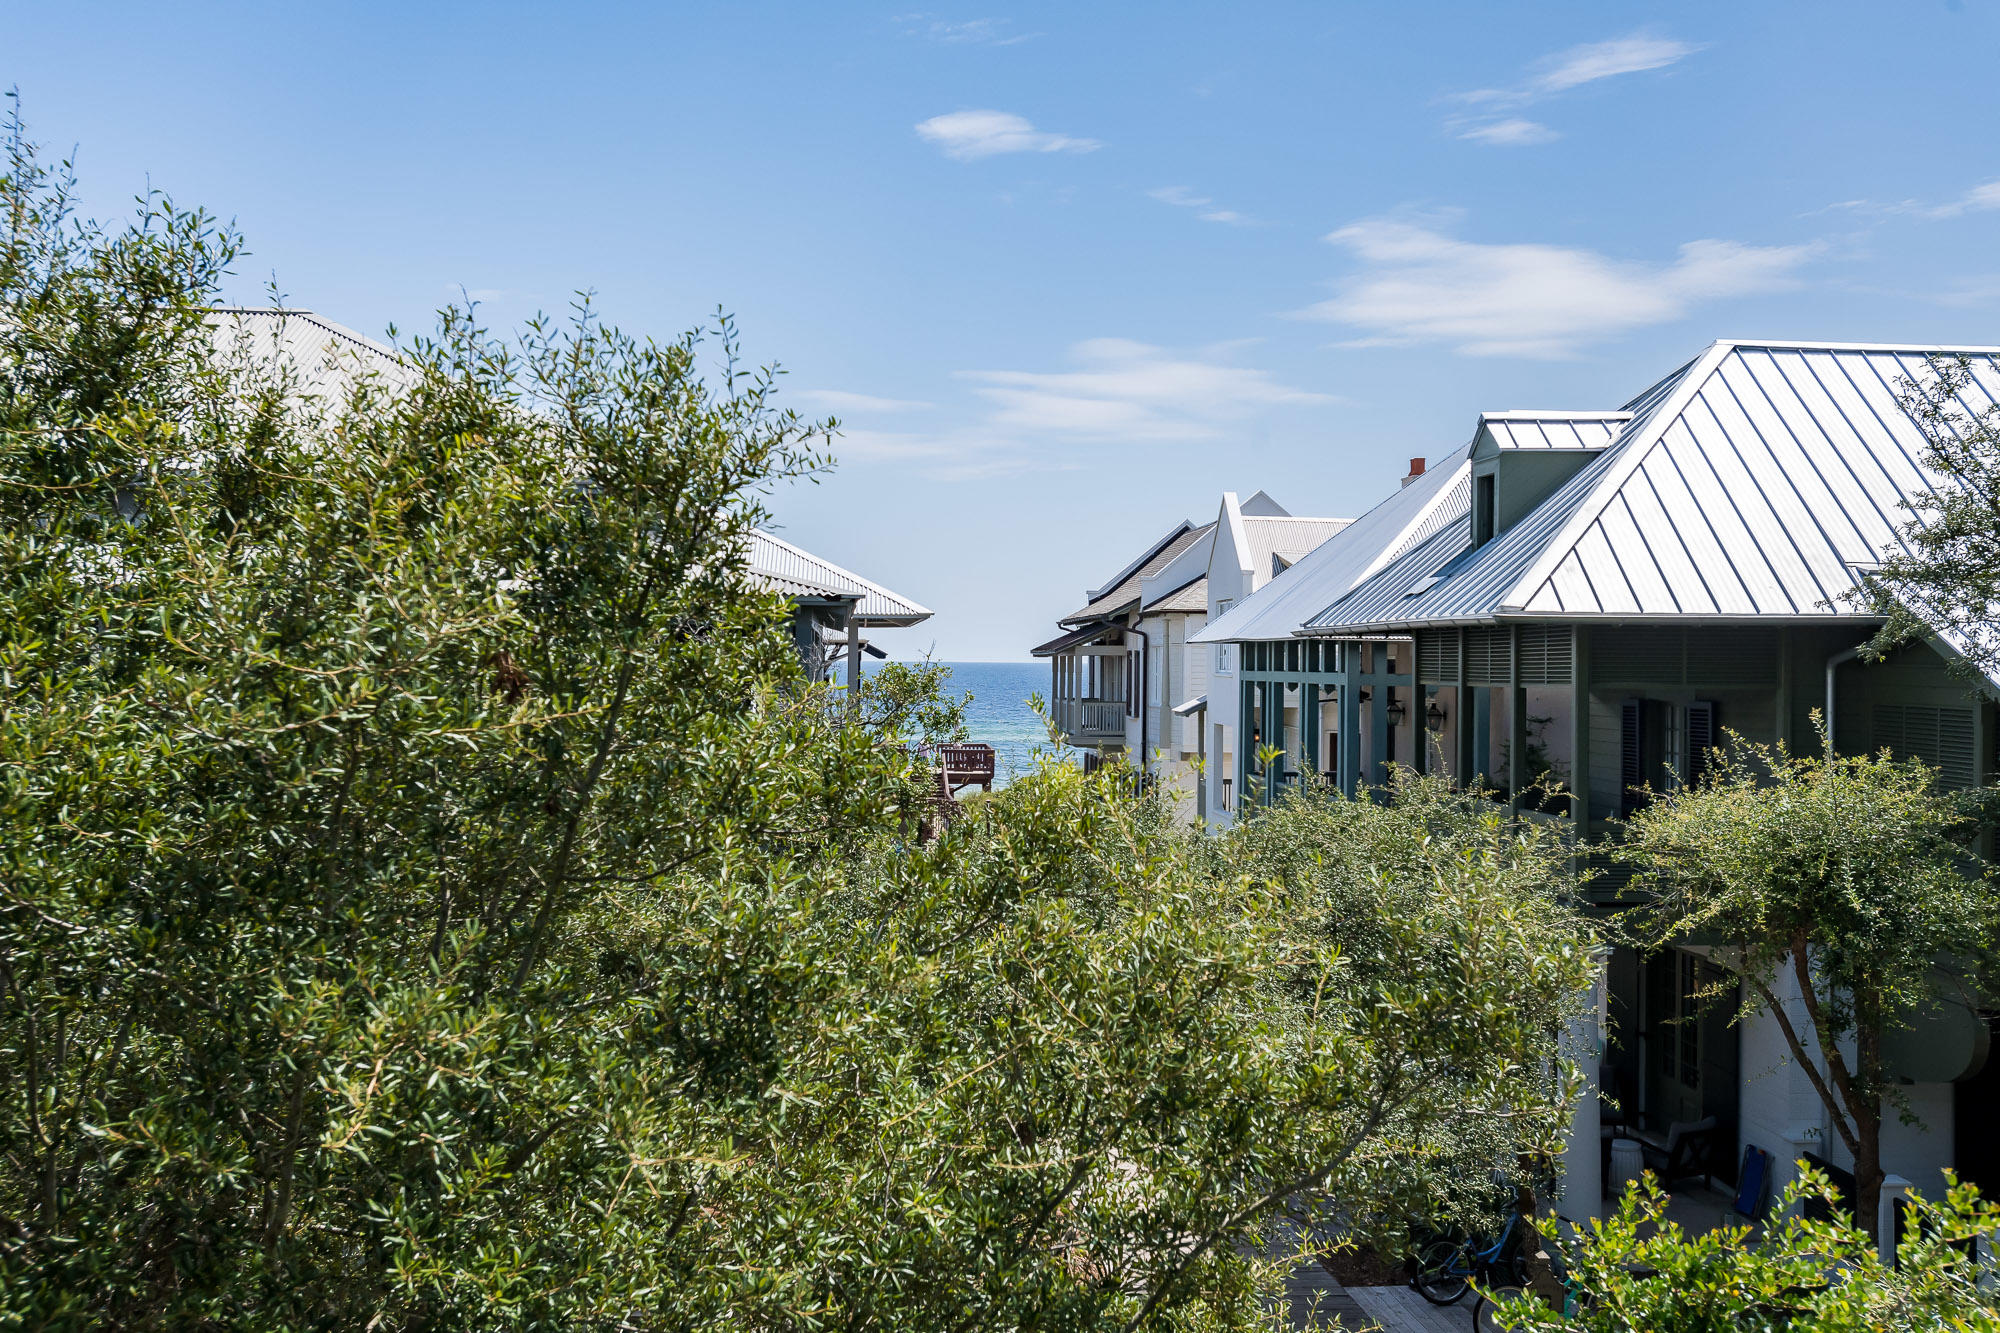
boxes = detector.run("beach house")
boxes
[1033,492,1348,815]
[216,308,930,689]
[1195,339,2000,1229]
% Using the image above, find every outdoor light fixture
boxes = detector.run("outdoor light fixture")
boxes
[1425,699,1447,730]
[1385,697,1408,725]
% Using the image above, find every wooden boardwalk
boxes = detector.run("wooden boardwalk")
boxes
[1348,1285,1477,1333]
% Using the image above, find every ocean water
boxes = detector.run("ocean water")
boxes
[867,660,1068,786]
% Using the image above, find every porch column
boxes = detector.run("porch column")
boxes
[1508,625,1525,815]
[1557,955,1608,1225]
[846,610,861,712]
[1571,625,1591,836]
[1339,643,1362,798]
[1369,648,1391,790]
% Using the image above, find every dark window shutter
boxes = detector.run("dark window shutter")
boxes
[1621,699,1644,815]
[1687,701,1718,787]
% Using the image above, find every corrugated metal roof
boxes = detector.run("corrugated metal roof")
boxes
[1480,411,1631,451]
[1063,522,1209,623]
[210,307,414,397]
[1191,442,1474,644]
[747,530,932,626]
[1301,340,2000,690]
[1246,515,1352,578]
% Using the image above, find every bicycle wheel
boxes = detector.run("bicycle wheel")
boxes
[1412,1239,1471,1305]
[1472,1285,1527,1332]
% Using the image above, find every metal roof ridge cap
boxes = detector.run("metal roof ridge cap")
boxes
[1500,340,1736,610]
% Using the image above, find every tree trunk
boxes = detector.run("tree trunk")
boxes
[1853,1003,1886,1246]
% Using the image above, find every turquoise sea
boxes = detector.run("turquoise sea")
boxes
[867,660,1066,786]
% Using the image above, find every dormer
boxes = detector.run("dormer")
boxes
[1467,411,1630,547]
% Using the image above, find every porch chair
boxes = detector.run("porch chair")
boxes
[1640,1116,1719,1191]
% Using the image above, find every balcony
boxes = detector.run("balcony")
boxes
[1051,696,1128,745]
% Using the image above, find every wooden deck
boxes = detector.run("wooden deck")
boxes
[1348,1285,1477,1332]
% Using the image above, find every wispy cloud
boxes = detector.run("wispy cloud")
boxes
[961,338,1332,441]
[895,13,1040,45]
[796,389,932,414]
[1148,185,1254,225]
[916,110,1100,161]
[1300,216,1815,358]
[1448,32,1700,146]
[1455,118,1559,147]
[1824,178,2000,221]
[814,341,1332,480]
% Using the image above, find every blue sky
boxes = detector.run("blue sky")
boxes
[16,2,2000,659]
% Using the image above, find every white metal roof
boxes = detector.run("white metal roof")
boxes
[1301,338,2000,688]
[210,307,414,397]
[747,529,932,626]
[1191,442,1473,644]
[1479,411,1632,452]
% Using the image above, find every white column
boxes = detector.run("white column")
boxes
[1558,956,1609,1225]
[1880,1175,1914,1266]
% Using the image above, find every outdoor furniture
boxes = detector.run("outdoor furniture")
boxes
[1640,1116,1720,1190]
[1733,1145,1773,1221]
[1609,1137,1645,1197]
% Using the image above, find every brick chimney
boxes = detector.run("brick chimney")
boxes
[1401,456,1427,488]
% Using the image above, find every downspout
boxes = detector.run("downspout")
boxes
[1825,644,1863,753]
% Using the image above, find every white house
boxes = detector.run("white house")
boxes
[1033,493,1348,809]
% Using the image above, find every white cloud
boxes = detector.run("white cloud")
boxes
[1816,178,2000,221]
[796,389,932,414]
[1531,35,1700,94]
[1148,185,1254,225]
[1456,118,1559,147]
[815,341,1333,480]
[960,338,1333,441]
[1449,31,1699,146]
[1301,218,1815,358]
[896,14,1040,45]
[916,110,1100,161]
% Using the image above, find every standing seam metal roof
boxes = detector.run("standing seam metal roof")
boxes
[1301,341,2000,694]
[1190,442,1474,645]
[747,530,932,626]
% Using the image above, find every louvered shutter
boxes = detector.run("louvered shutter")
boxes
[1686,701,1718,787]
[1621,699,1644,815]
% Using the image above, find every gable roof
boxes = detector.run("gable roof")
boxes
[1062,520,1206,623]
[1301,339,2000,688]
[211,307,414,396]
[747,530,932,626]
[1192,444,1473,644]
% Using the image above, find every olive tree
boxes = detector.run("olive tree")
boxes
[0,110,1602,1330]
[1618,730,1996,1241]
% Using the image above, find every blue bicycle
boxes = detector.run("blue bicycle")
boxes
[1410,1214,1530,1306]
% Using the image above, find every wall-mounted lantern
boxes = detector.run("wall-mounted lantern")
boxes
[1425,698,1447,731]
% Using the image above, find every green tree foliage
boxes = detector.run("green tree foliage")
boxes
[1858,353,2000,684]
[0,114,1597,1329]
[1215,772,1599,1243]
[1618,730,1996,1241]
[1494,1170,2000,1332]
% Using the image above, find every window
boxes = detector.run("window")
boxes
[1622,699,1719,813]
[1213,601,1235,674]
[1473,472,1497,547]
